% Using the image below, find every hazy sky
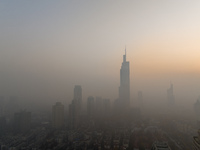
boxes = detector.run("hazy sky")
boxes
[0,1,200,106]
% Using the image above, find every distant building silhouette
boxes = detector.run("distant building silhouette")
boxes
[115,47,130,112]
[167,83,175,106]
[13,110,31,134]
[87,96,95,118]
[69,85,82,129]
[119,47,130,109]
[52,102,64,129]
[74,85,82,111]
[69,100,79,129]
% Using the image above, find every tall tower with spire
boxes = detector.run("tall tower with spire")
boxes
[118,47,130,109]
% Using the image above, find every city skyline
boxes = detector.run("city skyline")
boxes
[0,1,200,107]
[0,1,200,149]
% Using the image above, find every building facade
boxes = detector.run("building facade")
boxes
[118,48,130,110]
[69,85,82,129]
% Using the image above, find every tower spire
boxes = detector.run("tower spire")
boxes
[123,46,126,62]
[125,45,126,56]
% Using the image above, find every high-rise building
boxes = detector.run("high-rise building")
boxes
[69,85,82,129]
[87,96,95,118]
[167,83,175,106]
[69,100,79,129]
[52,102,64,129]
[118,47,130,109]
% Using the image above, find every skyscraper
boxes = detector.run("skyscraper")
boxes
[69,99,79,129]
[69,85,82,129]
[52,102,64,129]
[118,47,130,109]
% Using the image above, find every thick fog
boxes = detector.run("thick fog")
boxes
[1,1,200,149]
[0,1,200,112]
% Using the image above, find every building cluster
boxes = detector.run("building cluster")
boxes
[0,115,174,150]
[0,49,199,149]
[52,86,112,131]
[0,127,48,150]
[0,96,31,135]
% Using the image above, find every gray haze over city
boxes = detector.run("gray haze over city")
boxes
[1,0,200,109]
[0,1,200,149]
